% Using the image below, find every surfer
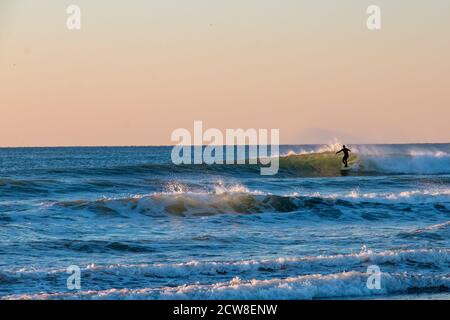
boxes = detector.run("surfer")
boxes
[336,145,351,167]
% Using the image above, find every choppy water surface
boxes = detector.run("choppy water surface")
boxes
[0,144,449,299]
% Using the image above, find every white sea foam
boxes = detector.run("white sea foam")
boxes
[303,188,450,204]
[3,270,448,300]
[2,249,447,286]
[360,154,450,174]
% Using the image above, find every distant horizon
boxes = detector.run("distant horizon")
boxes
[1,141,450,149]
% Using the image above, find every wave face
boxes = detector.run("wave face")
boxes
[50,186,450,220]
[278,144,450,176]
[0,144,449,300]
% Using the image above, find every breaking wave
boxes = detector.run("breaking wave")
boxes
[278,143,450,176]
[279,152,450,176]
[2,249,448,300]
[2,248,448,300]
[50,183,450,218]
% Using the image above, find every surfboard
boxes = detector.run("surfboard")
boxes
[340,165,352,176]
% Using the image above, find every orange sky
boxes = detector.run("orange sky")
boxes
[1,0,449,147]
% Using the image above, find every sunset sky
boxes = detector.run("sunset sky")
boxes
[1,0,449,146]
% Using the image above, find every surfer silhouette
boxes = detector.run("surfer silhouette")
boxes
[336,145,351,168]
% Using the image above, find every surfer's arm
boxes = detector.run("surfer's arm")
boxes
[336,149,343,154]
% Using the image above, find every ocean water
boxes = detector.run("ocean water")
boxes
[0,144,449,300]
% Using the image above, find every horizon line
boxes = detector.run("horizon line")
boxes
[1,141,450,149]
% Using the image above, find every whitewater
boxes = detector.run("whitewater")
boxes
[0,144,449,299]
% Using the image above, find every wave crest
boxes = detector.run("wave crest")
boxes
[51,183,450,218]
[2,249,448,300]
[279,150,450,176]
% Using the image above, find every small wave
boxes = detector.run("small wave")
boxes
[4,270,448,300]
[60,239,155,253]
[2,249,447,289]
[0,178,58,196]
[55,192,301,217]
[44,162,261,179]
[305,189,450,204]
[50,182,450,219]
[57,248,450,277]
[397,221,450,240]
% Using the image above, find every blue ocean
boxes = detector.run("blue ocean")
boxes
[0,144,449,299]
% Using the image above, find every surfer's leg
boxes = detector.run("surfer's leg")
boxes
[343,156,348,167]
